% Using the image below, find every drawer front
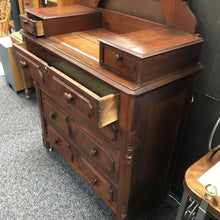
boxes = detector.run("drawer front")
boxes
[14,51,46,85]
[76,154,115,203]
[47,125,74,164]
[47,71,95,120]
[20,15,44,37]
[42,94,70,136]
[76,127,118,175]
[102,44,138,81]
[47,68,119,128]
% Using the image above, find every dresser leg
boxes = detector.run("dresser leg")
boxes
[20,69,30,99]
[24,88,30,99]
[42,135,50,149]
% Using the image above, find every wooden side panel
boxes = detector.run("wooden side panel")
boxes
[99,93,119,128]
[80,0,100,8]
[126,74,197,215]
[57,0,82,7]
[137,43,202,83]
[100,0,166,24]
[100,0,197,33]
[101,9,162,34]
[44,12,101,37]
[161,0,197,33]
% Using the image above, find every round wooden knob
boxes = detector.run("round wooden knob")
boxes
[205,184,218,200]
[115,53,122,61]
[64,92,73,104]
[90,148,97,157]
[19,60,27,69]
[50,112,56,120]
[54,138,60,145]
[23,20,28,25]
[91,178,98,185]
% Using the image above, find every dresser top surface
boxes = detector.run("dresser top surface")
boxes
[21,29,203,96]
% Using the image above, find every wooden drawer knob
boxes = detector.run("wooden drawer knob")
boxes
[115,53,122,61]
[90,148,97,157]
[64,92,73,104]
[54,138,60,145]
[91,178,98,185]
[23,20,28,25]
[49,112,56,120]
[19,60,27,69]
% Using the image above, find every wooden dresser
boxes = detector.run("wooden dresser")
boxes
[13,0,203,219]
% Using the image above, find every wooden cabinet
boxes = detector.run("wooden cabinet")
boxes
[14,0,203,219]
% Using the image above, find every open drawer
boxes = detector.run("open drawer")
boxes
[20,14,44,37]
[20,5,101,37]
[13,42,120,128]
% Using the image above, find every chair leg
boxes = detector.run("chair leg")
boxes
[195,200,208,220]
[176,190,189,220]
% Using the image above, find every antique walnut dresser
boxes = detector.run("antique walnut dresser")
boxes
[14,0,203,219]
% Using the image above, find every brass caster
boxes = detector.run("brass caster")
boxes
[48,147,54,152]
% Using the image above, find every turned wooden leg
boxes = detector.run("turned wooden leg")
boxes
[20,69,30,99]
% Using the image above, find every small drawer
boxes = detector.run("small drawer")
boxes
[47,125,74,164]
[101,44,139,81]
[76,127,119,176]
[20,14,44,37]
[42,93,70,136]
[13,42,119,128]
[76,154,116,204]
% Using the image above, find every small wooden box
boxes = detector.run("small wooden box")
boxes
[99,28,203,84]
[20,5,101,37]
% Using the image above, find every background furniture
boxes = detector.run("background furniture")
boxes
[0,0,11,36]
[0,32,33,95]
[176,150,220,220]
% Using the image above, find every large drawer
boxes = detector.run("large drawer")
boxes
[42,93,70,136]
[75,151,117,211]
[13,42,120,128]
[47,125,74,164]
[76,126,119,179]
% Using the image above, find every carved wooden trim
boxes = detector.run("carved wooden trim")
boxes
[161,0,197,33]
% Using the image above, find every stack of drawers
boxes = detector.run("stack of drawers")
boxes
[14,41,120,211]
